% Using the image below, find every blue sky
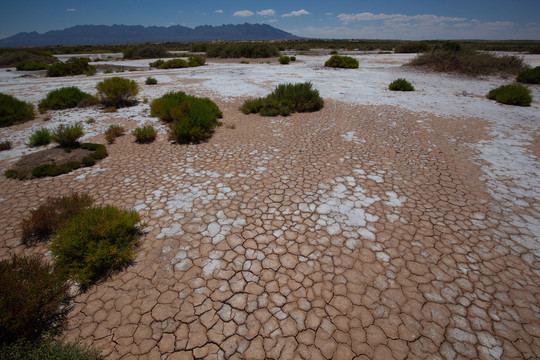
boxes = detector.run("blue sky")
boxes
[1,0,539,40]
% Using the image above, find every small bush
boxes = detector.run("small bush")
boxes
[96,77,138,108]
[389,78,415,91]
[103,69,113,74]
[50,206,141,288]
[330,50,338,55]
[0,93,34,127]
[242,82,324,117]
[487,84,532,106]
[20,193,93,244]
[206,43,279,58]
[27,127,52,147]
[145,77,158,85]
[149,59,164,68]
[105,124,125,143]
[103,106,117,113]
[52,123,84,148]
[38,87,97,111]
[517,66,540,84]
[395,42,430,53]
[152,59,188,69]
[279,56,291,65]
[77,96,100,108]
[85,118,95,124]
[0,140,12,151]
[124,45,168,59]
[132,125,157,143]
[290,56,296,61]
[15,61,49,71]
[188,55,206,67]
[0,338,102,360]
[325,55,359,69]
[47,58,96,77]
[0,255,69,344]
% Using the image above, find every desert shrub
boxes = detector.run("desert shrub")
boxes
[104,124,125,143]
[124,45,167,59]
[0,141,12,151]
[145,77,158,85]
[206,43,279,58]
[47,58,96,77]
[290,56,296,61]
[152,59,188,69]
[0,93,34,127]
[409,50,528,76]
[27,127,52,147]
[38,87,97,111]
[325,55,359,69]
[149,59,164,68]
[389,78,415,91]
[76,96,100,108]
[242,82,324,117]
[52,123,84,147]
[279,56,291,64]
[103,106,117,113]
[0,338,102,360]
[486,84,532,106]
[517,66,540,84]
[20,193,93,244]
[0,51,58,68]
[188,55,206,67]
[395,42,430,53]
[103,69,113,74]
[81,143,108,160]
[96,77,138,108]
[50,206,141,288]
[0,255,69,344]
[15,61,49,71]
[330,50,338,55]
[132,125,156,143]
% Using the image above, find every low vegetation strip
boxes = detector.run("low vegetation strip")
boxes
[0,93,34,127]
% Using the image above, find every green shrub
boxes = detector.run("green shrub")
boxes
[21,193,93,244]
[188,55,206,67]
[50,206,141,288]
[325,55,359,69]
[395,42,430,53]
[124,45,167,59]
[330,50,338,55]
[76,96,100,108]
[132,125,157,143]
[0,140,12,151]
[52,123,84,147]
[81,143,107,160]
[487,84,532,106]
[279,56,291,65]
[517,66,540,84]
[152,59,188,69]
[242,82,324,117]
[96,77,138,108]
[0,51,58,68]
[206,43,279,58]
[27,127,52,147]
[103,106,117,113]
[47,58,96,77]
[103,69,113,74]
[0,255,69,344]
[145,77,158,85]
[104,124,125,143]
[389,78,415,91]
[0,93,34,127]
[38,87,97,111]
[15,61,49,71]
[290,56,296,61]
[149,59,164,68]
[0,338,102,360]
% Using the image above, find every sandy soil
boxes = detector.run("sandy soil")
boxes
[0,53,539,359]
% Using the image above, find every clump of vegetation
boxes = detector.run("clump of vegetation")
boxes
[52,123,84,147]
[0,50,58,68]
[242,82,324,117]
[517,66,540,84]
[96,77,139,108]
[279,56,291,64]
[486,84,532,106]
[103,69,113,74]
[20,193,93,244]
[408,43,528,76]
[206,43,279,58]
[330,50,338,55]
[38,87,97,111]
[188,55,206,67]
[395,41,430,53]
[151,92,222,143]
[47,58,96,77]
[105,124,125,143]
[50,206,141,289]
[325,55,359,69]
[0,338,102,360]
[145,77,158,85]
[15,61,49,71]
[0,255,70,344]
[389,78,415,91]
[0,93,34,127]
[151,58,188,69]
[0,140,12,151]
[103,106,117,113]
[290,56,296,61]
[132,125,157,143]
[123,45,168,59]
[27,127,52,147]
[85,117,95,124]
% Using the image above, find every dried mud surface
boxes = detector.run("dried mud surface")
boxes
[0,98,539,359]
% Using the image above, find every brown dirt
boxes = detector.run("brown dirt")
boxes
[9,147,93,173]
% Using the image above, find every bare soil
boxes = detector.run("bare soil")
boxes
[9,147,93,173]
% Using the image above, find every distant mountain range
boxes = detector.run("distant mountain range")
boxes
[0,23,302,47]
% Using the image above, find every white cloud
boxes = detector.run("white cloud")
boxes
[66,8,76,12]
[337,12,465,24]
[325,13,334,16]
[234,10,254,17]
[268,19,278,23]
[257,9,275,17]
[214,9,223,14]
[282,9,310,17]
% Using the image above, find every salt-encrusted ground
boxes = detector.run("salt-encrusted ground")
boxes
[0,53,539,359]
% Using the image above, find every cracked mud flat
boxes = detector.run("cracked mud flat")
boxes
[0,54,539,359]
